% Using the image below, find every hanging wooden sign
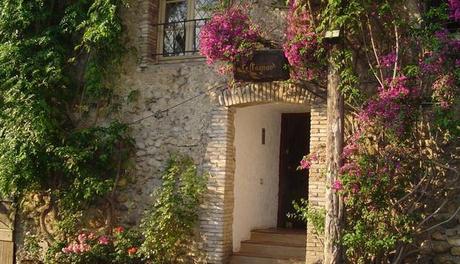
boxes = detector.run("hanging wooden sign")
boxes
[234,50,290,82]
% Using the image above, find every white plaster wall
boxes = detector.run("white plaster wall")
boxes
[232,103,309,252]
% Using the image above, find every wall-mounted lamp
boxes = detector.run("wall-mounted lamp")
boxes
[262,128,266,145]
[324,29,341,44]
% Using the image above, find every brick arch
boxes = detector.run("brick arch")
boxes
[218,82,318,107]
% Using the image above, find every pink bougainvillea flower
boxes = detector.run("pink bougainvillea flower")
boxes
[379,52,397,68]
[299,158,312,170]
[356,75,417,135]
[199,6,261,68]
[98,235,110,245]
[340,162,361,176]
[342,141,358,159]
[449,0,460,22]
[299,152,320,170]
[351,184,360,194]
[80,243,91,253]
[283,0,320,80]
[332,180,343,191]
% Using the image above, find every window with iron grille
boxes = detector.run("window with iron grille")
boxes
[157,0,217,57]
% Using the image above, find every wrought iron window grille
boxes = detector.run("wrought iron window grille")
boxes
[153,18,209,57]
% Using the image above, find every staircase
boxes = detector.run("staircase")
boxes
[230,228,306,264]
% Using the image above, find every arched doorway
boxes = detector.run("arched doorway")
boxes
[201,82,327,264]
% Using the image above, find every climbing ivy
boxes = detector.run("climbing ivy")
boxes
[0,0,131,240]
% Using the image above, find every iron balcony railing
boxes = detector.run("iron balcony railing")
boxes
[153,18,209,57]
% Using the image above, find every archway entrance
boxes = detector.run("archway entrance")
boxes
[200,82,327,264]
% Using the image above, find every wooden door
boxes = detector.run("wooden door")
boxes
[277,113,310,229]
[0,201,14,264]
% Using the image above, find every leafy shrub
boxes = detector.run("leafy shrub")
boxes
[289,198,325,236]
[139,155,207,264]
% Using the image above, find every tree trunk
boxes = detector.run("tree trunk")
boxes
[324,43,344,264]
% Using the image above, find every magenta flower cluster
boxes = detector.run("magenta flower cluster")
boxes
[358,76,414,133]
[298,152,319,170]
[332,180,343,191]
[419,30,459,108]
[62,232,94,254]
[379,52,397,68]
[283,0,319,80]
[337,74,419,194]
[199,6,261,67]
[449,0,460,22]
[421,30,460,74]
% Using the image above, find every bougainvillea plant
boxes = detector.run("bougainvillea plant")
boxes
[293,0,460,262]
[283,0,323,80]
[200,1,325,81]
[199,5,263,74]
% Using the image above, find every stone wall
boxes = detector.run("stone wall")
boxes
[420,194,460,264]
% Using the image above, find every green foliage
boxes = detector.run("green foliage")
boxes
[288,199,325,235]
[139,155,207,264]
[0,0,130,243]
[315,0,460,263]
[335,49,363,106]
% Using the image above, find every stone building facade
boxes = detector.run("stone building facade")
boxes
[113,0,328,263]
[6,1,459,264]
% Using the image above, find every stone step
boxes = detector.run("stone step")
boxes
[239,240,306,259]
[231,252,305,264]
[250,228,306,246]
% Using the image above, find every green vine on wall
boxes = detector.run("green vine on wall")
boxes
[0,0,131,245]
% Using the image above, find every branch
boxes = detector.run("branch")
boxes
[430,160,460,176]
[392,22,399,79]
[392,244,405,264]
[420,204,460,233]
[358,22,384,87]
[110,142,124,199]
[106,142,123,232]
[306,0,316,29]
[39,195,55,244]
[395,173,428,205]
[417,199,448,229]
[365,14,385,84]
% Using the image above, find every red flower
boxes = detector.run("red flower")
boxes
[127,246,138,256]
[114,226,124,234]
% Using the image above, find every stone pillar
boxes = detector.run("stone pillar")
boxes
[138,0,159,67]
[306,99,328,263]
[201,106,235,264]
